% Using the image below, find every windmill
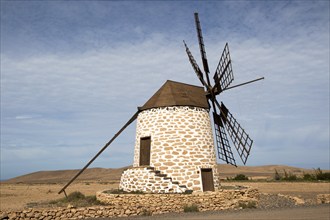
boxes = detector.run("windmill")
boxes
[183,12,264,166]
[58,13,263,196]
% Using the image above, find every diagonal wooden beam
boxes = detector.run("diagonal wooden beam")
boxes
[58,110,139,195]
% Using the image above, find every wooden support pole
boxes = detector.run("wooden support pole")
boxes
[58,111,139,195]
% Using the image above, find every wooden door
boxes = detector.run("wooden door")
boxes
[201,168,215,191]
[139,137,151,166]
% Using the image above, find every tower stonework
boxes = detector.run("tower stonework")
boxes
[119,81,220,193]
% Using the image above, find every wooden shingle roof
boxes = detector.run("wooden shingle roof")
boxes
[139,80,209,111]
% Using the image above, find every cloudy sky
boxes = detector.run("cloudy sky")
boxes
[1,1,329,180]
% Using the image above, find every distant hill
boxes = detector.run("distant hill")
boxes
[2,165,319,184]
[3,166,131,184]
[217,164,317,180]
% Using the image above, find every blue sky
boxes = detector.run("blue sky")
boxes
[1,1,329,180]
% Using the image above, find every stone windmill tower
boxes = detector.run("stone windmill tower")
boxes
[119,80,219,193]
[58,13,263,196]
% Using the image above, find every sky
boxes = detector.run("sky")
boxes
[1,1,329,180]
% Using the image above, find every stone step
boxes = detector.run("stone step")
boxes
[121,167,188,194]
[146,168,188,192]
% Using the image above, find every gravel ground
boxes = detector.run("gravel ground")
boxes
[258,193,296,209]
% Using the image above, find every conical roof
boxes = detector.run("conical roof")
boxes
[139,80,209,111]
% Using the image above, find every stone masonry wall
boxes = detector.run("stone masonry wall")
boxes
[119,167,186,193]
[128,106,219,192]
[0,188,260,219]
[97,188,259,216]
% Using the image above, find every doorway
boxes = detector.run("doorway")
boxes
[201,168,215,191]
[139,136,151,166]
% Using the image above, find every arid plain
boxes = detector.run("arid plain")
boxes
[1,164,329,218]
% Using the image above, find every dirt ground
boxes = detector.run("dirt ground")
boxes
[0,181,329,212]
[0,182,118,211]
[222,181,330,201]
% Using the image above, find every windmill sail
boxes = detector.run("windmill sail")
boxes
[184,12,262,167]
[194,12,211,86]
[183,41,208,88]
[213,112,236,166]
[220,103,253,164]
[213,43,234,93]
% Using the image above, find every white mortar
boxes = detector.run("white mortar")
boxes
[120,106,219,192]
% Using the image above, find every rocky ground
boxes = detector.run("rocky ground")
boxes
[92,193,329,220]
[1,177,329,219]
[258,193,296,209]
[1,191,329,220]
